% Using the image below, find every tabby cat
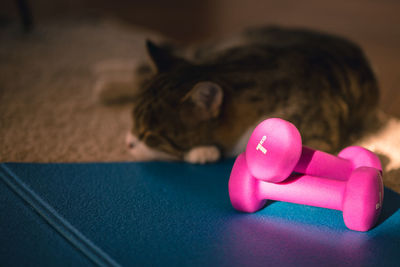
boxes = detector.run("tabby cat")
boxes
[119,26,379,163]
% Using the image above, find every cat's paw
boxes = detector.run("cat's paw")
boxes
[184,146,221,164]
[356,116,400,171]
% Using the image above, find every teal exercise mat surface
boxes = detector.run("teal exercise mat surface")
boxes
[1,161,399,266]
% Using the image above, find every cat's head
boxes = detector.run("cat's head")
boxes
[126,40,225,162]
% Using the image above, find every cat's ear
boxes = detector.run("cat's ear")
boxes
[146,40,186,72]
[183,81,224,120]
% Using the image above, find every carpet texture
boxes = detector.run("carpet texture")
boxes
[0,19,154,162]
[0,19,399,192]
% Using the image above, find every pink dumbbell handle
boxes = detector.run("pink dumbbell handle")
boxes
[259,174,346,210]
[294,146,353,181]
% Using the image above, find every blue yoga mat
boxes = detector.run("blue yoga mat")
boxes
[1,161,399,266]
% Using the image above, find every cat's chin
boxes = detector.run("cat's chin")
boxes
[126,132,221,164]
[126,132,178,162]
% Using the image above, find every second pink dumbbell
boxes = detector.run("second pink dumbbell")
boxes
[246,118,382,183]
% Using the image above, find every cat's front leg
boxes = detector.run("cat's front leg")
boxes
[184,146,221,164]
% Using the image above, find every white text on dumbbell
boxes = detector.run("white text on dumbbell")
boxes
[256,136,268,154]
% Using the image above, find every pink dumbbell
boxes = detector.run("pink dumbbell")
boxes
[229,154,384,231]
[246,118,382,183]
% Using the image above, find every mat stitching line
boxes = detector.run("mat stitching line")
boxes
[0,164,121,267]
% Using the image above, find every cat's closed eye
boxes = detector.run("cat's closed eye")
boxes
[142,132,161,147]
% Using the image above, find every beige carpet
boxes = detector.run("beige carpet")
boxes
[1,19,399,192]
[0,19,153,162]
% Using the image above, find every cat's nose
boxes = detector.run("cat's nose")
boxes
[128,142,135,148]
[126,132,138,149]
